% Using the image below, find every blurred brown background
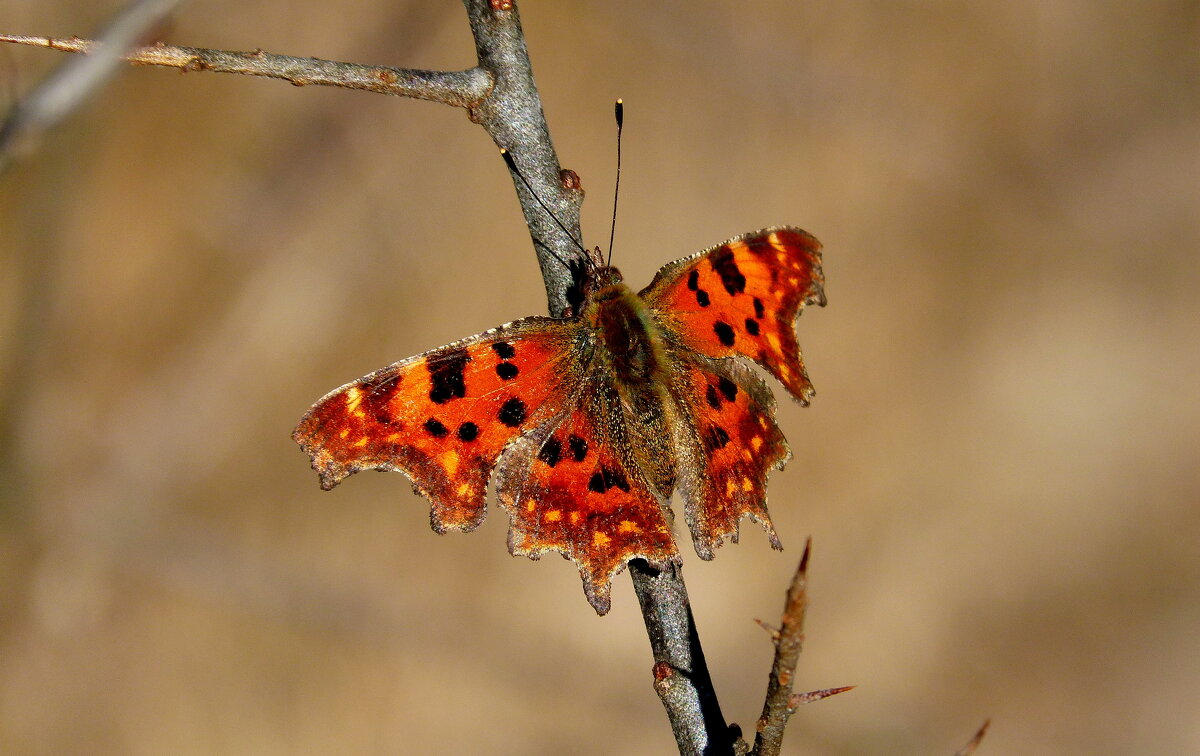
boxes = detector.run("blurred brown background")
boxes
[2,1,1197,754]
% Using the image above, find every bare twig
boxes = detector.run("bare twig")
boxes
[0,35,491,108]
[0,0,186,171]
[953,719,991,756]
[752,538,822,756]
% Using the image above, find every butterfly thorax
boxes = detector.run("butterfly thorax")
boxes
[585,268,670,387]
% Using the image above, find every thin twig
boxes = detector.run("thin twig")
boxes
[0,35,492,108]
[752,538,817,756]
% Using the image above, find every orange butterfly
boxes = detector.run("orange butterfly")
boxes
[294,228,824,613]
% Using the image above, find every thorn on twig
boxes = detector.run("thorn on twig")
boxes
[953,719,991,756]
[754,618,781,641]
[786,685,855,711]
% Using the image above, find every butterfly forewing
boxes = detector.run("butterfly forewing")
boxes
[642,227,825,404]
[293,317,577,532]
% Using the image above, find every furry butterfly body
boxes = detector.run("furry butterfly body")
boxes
[294,227,824,613]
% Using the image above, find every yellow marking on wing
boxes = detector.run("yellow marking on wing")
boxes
[544,510,562,522]
[758,416,769,429]
[742,449,753,461]
[456,482,472,497]
[569,512,582,525]
[618,520,640,534]
[725,478,737,496]
[751,435,764,451]
[440,450,460,476]
[388,432,402,442]
[339,428,351,439]
[525,500,536,512]
[768,231,784,250]
[344,386,362,412]
[353,437,369,448]
[593,531,611,548]
[742,477,754,492]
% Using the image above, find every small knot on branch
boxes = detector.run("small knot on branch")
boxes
[559,168,581,191]
[489,0,515,11]
[651,660,675,696]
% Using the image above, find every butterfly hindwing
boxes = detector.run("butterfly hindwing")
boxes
[642,227,825,403]
[293,317,577,532]
[495,384,678,615]
[669,354,790,559]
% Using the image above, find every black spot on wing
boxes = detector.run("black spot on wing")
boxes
[687,269,700,291]
[710,246,747,295]
[496,362,518,380]
[704,425,731,451]
[424,418,449,437]
[744,318,760,336]
[714,321,736,348]
[457,422,479,442]
[498,397,527,427]
[705,383,722,409]
[588,466,631,494]
[718,377,738,403]
[753,297,766,319]
[696,289,710,307]
[491,341,516,360]
[538,437,562,467]
[568,435,588,462]
[427,348,469,404]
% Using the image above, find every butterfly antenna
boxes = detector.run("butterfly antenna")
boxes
[499,148,590,272]
[606,99,623,268]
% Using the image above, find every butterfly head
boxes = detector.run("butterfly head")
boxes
[581,265,626,304]
[562,246,623,316]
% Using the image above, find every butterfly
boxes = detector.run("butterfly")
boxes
[294,227,824,614]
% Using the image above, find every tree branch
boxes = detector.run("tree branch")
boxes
[633,560,738,755]
[0,35,492,108]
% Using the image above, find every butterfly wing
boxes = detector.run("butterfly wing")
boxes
[494,379,678,615]
[668,354,790,558]
[641,227,825,403]
[293,317,577,533]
